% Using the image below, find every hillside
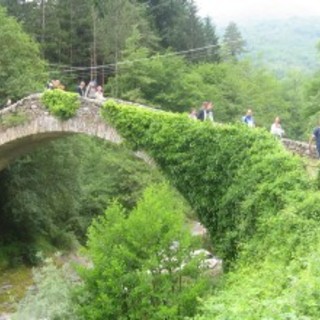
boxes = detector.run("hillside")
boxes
[238,17,320,75]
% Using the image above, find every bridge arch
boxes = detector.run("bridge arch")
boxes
[0,94,125,171]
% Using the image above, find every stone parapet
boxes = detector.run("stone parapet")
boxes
[281,138,318,159]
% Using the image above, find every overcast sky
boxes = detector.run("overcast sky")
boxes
[195,0,320,25]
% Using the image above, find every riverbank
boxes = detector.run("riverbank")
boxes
[0,266,33,318]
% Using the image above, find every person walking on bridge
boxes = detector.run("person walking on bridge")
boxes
[85,80,97,98]
[242,109,255,127]
[270,116,285,138]
[197,101,214,122]
[309,120,320,158]
[77,81,86,96]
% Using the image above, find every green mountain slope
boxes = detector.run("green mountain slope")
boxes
[239,17,320,75]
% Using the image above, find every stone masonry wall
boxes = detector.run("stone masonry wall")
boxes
[281,138,318,160]
[0,94,121,170]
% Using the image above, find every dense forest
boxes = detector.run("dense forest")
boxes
[1,0,320,139]
[1,0,320,319]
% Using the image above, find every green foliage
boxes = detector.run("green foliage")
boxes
[107,44,305,139]
[301,70,320,138]
[135,0,220,62]
[101,100,320,318]
[75,184,212,320]
[0,138,83,256]
[0,135,162,265]
[0,112,28,128]
[0,0,152,79]
[41,89,80,119]
[0,6,47,105]
[76,136,163,234]
[102,100,309,261]
[1,1,312,139]
[193,197,320,319]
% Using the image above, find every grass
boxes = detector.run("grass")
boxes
[0,266,33,313]
[303,157,319,178]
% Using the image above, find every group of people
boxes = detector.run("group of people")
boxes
[47,79,65,90]
[189,103,285,139]
[41,80,320,159]
[189,101,215,122]
[77,80,104,100]
[47,79,104,101]
[243,109,285,138]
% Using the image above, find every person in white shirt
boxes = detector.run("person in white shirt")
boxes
[270,116,285,138]
[85,80,97,98]
[95,85,104,100]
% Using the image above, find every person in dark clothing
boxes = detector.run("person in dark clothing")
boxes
[197,101,214,122]
[242,109,255,127]
[77,81,86,96]
[197,102,208,121]
[309,120,320,158]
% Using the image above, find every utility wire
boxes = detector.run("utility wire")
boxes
[48,43,222,73]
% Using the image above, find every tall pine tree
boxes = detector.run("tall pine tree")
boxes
[222,21,246,61]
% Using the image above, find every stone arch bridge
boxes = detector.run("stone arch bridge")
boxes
[0,94,132,171]
[0,94,316,171]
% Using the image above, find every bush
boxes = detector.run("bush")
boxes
[75,184,213,320]
[0,242,42,267]
[41,89,80,119]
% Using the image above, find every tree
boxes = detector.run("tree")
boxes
[95,0,156,86]
[105,27,155,101]
[137,0,220,62]
[222,22,246,61]
[106,29,196,110]
[0,6,47,105]
[201,16,220,62]
[76,184,212,320]
[0,135,162,265]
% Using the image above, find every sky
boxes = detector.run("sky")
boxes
[195,0,320,25]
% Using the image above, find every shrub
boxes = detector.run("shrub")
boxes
[0,242,41,267]
[75,184,213,320]
[41,89,80,119]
